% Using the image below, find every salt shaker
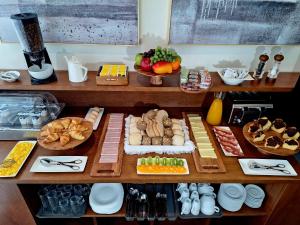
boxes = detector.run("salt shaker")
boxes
[254,54,269,80]
[267,53,284,81]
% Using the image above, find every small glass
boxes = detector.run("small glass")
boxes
[38,189,49,209]
[55,184,65,192]
[70,195,86,215]
[58,199,70,214]
[43,184,56,192]
[73,184,83,196]
[61,192,72,201]
[47,190,58,213]
[64,184,73,193]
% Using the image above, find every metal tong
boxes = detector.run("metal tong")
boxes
[40,158,82,170]
[248,160,291,174]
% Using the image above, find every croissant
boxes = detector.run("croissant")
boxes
[71,118,82,125]
[50,121,64,131]
[69,130,85,140]
[44,133,60,143]
[69,124,88,132]
[61,118,71,129]
[60,133,71,146]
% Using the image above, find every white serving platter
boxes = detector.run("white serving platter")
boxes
[0,141,37,178]
[238,158,297,176]
[85,107,104,130]
[30,156,88,173]
[136,158,189,175]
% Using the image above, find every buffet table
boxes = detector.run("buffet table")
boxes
[0,71,300,225]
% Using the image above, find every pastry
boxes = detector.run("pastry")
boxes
[265,136,283,149]
[51,121,64,130]
[162,136,172,145]
[91,110,99,117]
[69,130,85,140]
[87,117,95,123]
[130,126,141,134]
[283,127,300,140]
[162,118,172,127]
[248,120,261,133]
[60,118,71,129]
[71,118,82,125]
[60,133,71,146]
[172,124,182,130]
[142,135,151,145]
[129,133,142,145]
[152,121,160,137]
[92,107,100,113]
[152,137,162,145]
[271,118,286,133]
[173,129,184,137]
[146,120,155,138]
[145,110,157,120]
[172,135,184,146]
[44,133,60,143]
[258,117,271,131]
[171,119,181,125]
[136,120,147,130]
[130,117,141,125]
[69,124,88,132]
[156,110,168,121]
[252,131,265,142]
[157,122,164,137]
[164,128,174,138]
[282,139,299,151]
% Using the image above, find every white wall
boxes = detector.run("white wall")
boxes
[0,0,300,72]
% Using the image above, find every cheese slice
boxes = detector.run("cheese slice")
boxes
[195,137,211,143]
[193,131,208,137]
[199,149,217,158]
[197,143,213,148]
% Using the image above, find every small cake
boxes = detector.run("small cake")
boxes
[258,117,272,131]
[172,135,184,146]
[283,127,300,140]
[248,120,261,133]
[164,128,174,138]
[271,118,286,134]
[282,139,299,151]
[129,133,142,145]
[141,135,151,145]
[252,131,265,142]
[265,136,283,149]
[152,137,162,145]
[162,136,172,145]
[162,118,172,127]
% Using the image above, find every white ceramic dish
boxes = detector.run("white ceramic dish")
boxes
[136,158,189,175]
[238,158,297,176]
[30,156,88,173]
[0,71,20,82]
[28,63,53,80]
[84,107,104,130]
[244,184,265,208]
[89,183,124,214]
[217,183,246,212]
[217,68,253,85]
[124,115,195,155]
[0,141,37,178]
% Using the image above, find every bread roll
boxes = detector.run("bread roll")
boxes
[129,133,142,145]
[172,135,184,146]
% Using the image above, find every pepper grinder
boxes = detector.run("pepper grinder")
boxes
[253,54,269,80]
[267,53,284,81]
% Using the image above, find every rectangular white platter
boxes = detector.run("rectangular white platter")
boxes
[85,107,104,130]
[137,158,189,175]
[0,141,37,178]
[238,158,297,176]
[30,156,88,173]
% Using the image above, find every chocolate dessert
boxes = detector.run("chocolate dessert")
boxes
[283,127,300,140]
[265,136,283,149]
[271,118,286,133]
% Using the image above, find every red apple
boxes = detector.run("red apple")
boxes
[141,57,151,71]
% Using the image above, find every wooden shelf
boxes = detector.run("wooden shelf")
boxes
[82,203,126,218]
[0,70,298,93]
[223,205,268,217]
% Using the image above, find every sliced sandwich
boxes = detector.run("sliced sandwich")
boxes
[265,136,283,149]
[282,139,299,151]
[252,131,265,142]
[271,118,286,134]
[283,127,300,140]
[258,117,272,131]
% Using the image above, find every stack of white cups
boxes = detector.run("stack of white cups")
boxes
[176,183,220,216]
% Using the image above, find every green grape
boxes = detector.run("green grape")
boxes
[162,157,167,166]
[178,159,184,167]
[141,158,146,165]
[155,156,160,165]
[147,156,153,165]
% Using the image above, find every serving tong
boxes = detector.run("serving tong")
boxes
[248,160,291,174]
[40,158,82,170]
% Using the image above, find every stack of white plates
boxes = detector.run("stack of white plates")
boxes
[244,184,265,208]
[89,183,124,214]
[217,183,246,212]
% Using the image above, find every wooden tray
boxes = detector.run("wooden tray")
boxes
[96,65,128,86]
[90,114,124,177]
[38,117,93,151]
[243,122,300,156]
[183,113,226,173]
[134,64,180,85]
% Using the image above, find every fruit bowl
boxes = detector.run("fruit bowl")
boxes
[134,65,181,85]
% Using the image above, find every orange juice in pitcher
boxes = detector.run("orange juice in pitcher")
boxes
[206,92,223,126]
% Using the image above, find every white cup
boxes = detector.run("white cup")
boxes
[191,198,201,216]
[189,183,198,192]
[176,183,188,194]
[198,186,214,195]
[198,183,210,187]
[177,188,189,203]
[200,194,219,215]
[67,63,88,83]
[181,198,192,215]
[190,190,199,200]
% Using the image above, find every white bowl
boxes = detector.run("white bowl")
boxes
[89,183,124,214]
[217,183,246,212]
[0,71,20,82]
[217,68,249,86]
[28,63,53,80]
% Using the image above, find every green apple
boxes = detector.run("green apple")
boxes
[135,53,143,66]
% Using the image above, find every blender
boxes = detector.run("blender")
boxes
[10,13,57,84]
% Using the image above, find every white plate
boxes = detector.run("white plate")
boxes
[0,141,37,178]
[136,158,189,175]
[89,183,124,214]
[238,158,297,176]
[84,107,104,130]
[30,156,88,172]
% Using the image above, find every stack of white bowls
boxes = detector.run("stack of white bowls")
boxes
[217,183,246,212]
[244,184,265,208]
